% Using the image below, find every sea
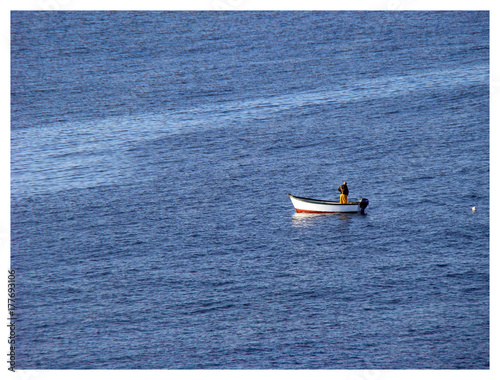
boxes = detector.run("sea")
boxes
[10,11,489,369]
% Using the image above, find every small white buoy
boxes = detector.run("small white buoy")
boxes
[472,206,476,212]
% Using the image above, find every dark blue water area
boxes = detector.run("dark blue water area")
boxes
[11,11,489,369]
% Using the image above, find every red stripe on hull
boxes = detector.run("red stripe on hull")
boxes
[295,208,358,214]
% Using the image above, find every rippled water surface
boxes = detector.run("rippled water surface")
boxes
[11,11,489,369]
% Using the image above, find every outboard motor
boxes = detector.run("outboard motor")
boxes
[359,198,369,214]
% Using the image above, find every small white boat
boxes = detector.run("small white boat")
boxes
[288,194,369,214]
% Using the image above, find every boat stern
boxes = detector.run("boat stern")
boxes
[359,198,369,214]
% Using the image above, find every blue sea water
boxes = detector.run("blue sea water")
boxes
[10,11,489,369]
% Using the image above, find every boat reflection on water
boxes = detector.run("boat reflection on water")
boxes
[291,212,350,228]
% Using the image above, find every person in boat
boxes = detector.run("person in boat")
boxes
[338,181,349,204]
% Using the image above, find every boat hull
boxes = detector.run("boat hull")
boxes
[288,194,367,213]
